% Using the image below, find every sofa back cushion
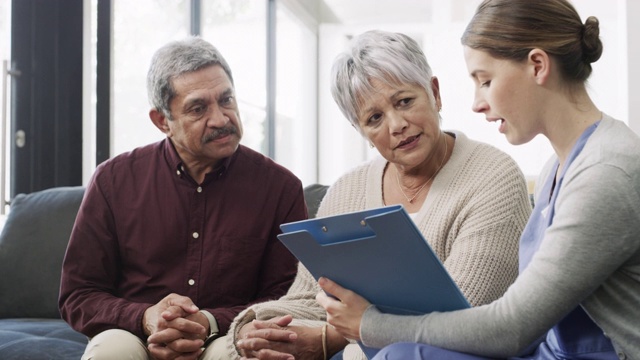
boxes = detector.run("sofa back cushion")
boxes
[303,184,329,219]
[0,186,85,319]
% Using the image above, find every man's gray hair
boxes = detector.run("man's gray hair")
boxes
[330,30,435,132]
[147,36,233,120]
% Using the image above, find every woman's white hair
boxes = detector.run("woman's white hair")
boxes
[330,30,436,132]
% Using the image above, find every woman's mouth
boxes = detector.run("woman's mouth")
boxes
[497,119,506,133]
[488,117,506,133]
[395,135,420,149]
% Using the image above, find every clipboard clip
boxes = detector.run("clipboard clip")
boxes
[321,219,367,233]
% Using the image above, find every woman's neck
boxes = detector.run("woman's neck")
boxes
[541,89,601,170]
[383,132,452,211]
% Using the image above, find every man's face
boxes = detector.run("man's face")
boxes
[155,65,243,170]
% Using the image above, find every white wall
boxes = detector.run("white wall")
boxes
[627,0,640,134]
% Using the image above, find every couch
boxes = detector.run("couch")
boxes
[0,186,87,359]
[0,184,328,360]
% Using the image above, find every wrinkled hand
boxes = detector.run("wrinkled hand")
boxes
[144,293,207,360]
[316,277,370,341]
[237,315,324,360]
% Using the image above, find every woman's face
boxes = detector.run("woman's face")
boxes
[463,46,543,145]
[357,78,442,169]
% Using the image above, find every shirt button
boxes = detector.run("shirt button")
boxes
[188,279,195,286]
[192,232,199,239]
[176,170,181,176]
[197,186,202,193]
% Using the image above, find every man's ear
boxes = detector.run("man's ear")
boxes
[528,48,551,85]
[149,109,171,135]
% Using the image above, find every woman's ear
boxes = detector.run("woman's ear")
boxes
[431,76,442,111]
[528,48,551,85]
[149,109,171,135]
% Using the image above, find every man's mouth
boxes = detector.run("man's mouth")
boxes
[203,126,237,143]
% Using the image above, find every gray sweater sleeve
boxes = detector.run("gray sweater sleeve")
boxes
[360,157,640,358]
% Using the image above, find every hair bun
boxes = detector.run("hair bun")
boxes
[582,16,603,64]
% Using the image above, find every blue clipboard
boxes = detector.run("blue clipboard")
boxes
[278,205,470,359]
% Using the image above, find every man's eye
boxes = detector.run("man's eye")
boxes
[221,96,234,106]
[191,105,206,114]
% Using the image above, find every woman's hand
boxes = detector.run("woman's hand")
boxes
[316,277,371,341]
[237,315,326,360]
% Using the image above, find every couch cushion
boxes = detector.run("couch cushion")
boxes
[0,318,86,359]
[0,186,85,319]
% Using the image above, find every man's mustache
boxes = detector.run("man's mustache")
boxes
[203,126,238,143]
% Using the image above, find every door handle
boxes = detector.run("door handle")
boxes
[15,129,25,148]
[2,60,22,215]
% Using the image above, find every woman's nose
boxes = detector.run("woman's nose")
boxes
[388,111,408,133]
[471,94,488,114]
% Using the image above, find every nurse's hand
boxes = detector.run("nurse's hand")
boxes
[316,277,371,341]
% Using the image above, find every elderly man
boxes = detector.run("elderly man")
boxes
[59,37,306,360]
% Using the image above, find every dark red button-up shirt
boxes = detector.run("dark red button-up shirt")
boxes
[59,139,306,338]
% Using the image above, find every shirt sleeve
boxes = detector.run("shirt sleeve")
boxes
[59,166,153,338]
[361,162,640,358]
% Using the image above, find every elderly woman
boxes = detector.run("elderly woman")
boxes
[211,30,531,360]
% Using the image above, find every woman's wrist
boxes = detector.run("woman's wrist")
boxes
[325,324,350,358]
[321,324,328,360]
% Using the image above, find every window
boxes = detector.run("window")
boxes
[110,0,319,185]
[201,0,267,155]
[274,2,317,185]
[111,0,190,157]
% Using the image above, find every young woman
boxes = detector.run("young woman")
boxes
[316,1,640,359]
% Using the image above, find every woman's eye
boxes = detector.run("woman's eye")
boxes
[367,113,382,125]
[480,80,491,87]
[397,98,414,107]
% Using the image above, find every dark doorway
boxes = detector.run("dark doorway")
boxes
[10,0,83,198]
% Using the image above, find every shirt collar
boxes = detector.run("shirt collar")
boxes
[163,138,237,183]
